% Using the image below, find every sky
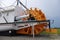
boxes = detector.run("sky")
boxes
[0,0,60,28]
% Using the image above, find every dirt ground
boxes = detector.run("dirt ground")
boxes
[0,34,59,40]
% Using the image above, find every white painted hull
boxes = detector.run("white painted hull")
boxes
[0,24,14,31]
[0,22,37,31]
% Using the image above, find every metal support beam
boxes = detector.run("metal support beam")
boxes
[32,23,34,40]
[18,0,29,10]
[3,16,8,23]
[16,0,19,5]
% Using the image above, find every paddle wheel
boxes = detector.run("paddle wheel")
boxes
[16,8,47,35]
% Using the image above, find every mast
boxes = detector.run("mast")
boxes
[16,0,19,6]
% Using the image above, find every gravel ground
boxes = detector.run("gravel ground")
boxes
[0,34,59,40]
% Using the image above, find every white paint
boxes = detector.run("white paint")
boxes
[14,6,25,16]
[0,5,29,31]
[16,14,29,20]
[0,12,14,23]
[0,24,13,31]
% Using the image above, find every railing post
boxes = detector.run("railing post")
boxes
[32,23,34,40]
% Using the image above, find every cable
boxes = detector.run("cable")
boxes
[18,0,28,10]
